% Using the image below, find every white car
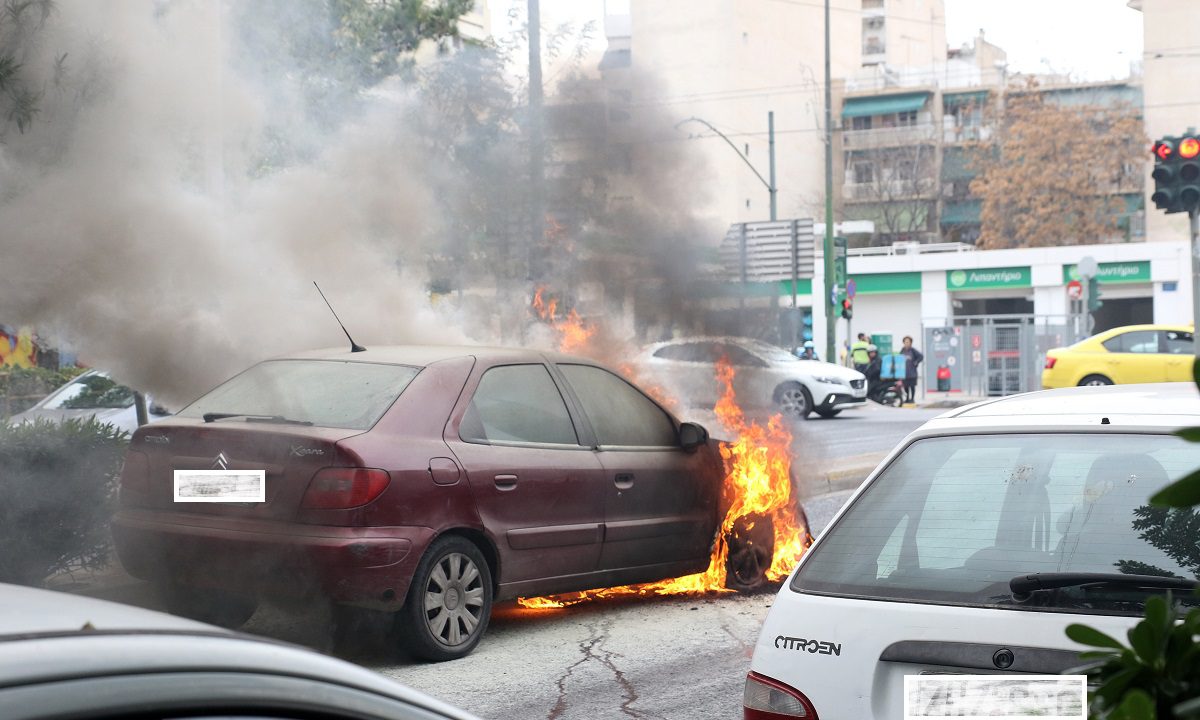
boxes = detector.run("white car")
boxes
[7,370,169,434]
[638,336,867,419]
[745,383,1200,720]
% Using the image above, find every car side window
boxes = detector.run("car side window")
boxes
[1102,330,1160,354]
[460,365,579,446]
[1166,330,1194,355]
[558,364,678,447]
[653,343,696,361]
[717,344,768,368]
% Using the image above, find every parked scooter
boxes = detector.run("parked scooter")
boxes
[868,378,904,407]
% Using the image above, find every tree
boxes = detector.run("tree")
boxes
[847,142,937,244]
[969,85,1145,249]
[0,0,58,139]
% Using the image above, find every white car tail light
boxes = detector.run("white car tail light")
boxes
[744,671,818,719]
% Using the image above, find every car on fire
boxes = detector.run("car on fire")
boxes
[112,345,773,661]
[636,336,867,419]
[0,581,480,720]
[745,383,1200,720]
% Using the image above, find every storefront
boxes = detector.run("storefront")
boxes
[809,240,1191,396]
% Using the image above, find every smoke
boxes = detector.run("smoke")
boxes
[0,1,713,408]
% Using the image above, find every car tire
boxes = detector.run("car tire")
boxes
[724,513,775,593]
[814,408,841,418]
[775,383,813,420]
[159,583,258,629]
[1078,374,1113,387]
[398,535,493,662]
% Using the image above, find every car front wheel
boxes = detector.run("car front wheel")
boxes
[1078,374,1113,387]
[776,383,812,420]
[398,536,493,662]
[724,513,774,592]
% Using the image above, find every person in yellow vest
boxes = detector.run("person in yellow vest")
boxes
[850,333,870,373]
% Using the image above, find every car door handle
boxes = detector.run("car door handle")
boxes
[614,473,634,490]
[494,474,518,491]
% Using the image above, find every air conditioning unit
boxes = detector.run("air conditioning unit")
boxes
[892,241,922,255]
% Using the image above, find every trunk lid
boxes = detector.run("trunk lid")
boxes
[125,419,364,520]
[753,592,1131,719]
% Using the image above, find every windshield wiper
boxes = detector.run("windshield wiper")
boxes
[202,413,313,426]
[1010,572,1198,600]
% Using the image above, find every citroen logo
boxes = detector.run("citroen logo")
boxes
[211,452,230,470]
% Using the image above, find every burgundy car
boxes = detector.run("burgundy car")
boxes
[112,346,736,660]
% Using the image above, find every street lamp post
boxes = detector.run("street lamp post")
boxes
[676,114,777,221]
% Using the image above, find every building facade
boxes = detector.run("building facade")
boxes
[603,0,946,237]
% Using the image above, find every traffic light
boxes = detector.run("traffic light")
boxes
[1151,132,1200,214]
[841,298,853,319]
[1087,275,1103,313]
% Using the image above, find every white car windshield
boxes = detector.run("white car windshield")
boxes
[792,433,1200,615]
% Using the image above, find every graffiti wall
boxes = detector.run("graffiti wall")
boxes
[0,326,38,368]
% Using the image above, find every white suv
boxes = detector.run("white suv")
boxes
[638,337,867,419]
[746,383,1200,719]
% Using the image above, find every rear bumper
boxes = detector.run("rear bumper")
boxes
[112,509,433,609]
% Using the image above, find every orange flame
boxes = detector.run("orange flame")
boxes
[531,287,596,354]
[517,357,810,608]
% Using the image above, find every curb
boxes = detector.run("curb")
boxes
[799,452,885,499]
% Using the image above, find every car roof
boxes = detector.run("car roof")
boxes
[916,383,1200,435]
[1089,323,1194,339]
[276,344,590,367]
[0,583,476,719]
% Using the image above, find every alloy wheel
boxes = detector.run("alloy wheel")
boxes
[422,552,486,647]
[778,387,809,417]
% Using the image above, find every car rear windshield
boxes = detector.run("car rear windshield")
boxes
[792,433,1200,615]
[177,360,420,430]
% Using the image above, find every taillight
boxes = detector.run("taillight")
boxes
[301,467,390,509]
[744,672,819,719]
[120,450,151,495]
[1044,356,1058,369]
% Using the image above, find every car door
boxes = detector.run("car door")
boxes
[712,341,774,412]
[1164,329,1195,381]
[443,363,607,585]
[554,363,720,572]
[1100,329,1165,383]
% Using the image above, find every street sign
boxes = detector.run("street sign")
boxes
[846,279,857,298]
[1066,280,1083,299]
[1078,256,1098,279]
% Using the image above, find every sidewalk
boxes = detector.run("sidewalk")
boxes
[914,393,989,409]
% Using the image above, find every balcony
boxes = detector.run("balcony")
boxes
[942,124,992,144]
[842,122,937,149]
[841,180,938,202]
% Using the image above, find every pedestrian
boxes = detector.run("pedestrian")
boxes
[850,333,870,373]
[899,335,923,404]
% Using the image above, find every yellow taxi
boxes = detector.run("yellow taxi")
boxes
[1042,324,1194,388]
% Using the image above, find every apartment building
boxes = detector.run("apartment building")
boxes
[601,0,946,237]
[837,35,1144,248]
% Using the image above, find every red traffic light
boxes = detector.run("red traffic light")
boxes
[1181,137,1200,159]
[1154,140,1174,160]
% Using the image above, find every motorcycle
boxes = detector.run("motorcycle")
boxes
[868,378,904,407]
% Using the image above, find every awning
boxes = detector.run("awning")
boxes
[841,91,931,119]
[943,90,989,107]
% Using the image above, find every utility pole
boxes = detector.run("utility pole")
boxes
[768,111,777,221]
[822,0,836,363]
[1192,208,1200,358]
[527,0,544,282]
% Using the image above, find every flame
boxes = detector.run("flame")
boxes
[531,287,596,354]
[517,357,810,609]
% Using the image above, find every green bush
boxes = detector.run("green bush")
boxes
[0,417,129,585]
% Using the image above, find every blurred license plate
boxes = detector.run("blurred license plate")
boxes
[174,470,266,503]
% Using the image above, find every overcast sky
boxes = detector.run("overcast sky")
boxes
[494,0,1144,83]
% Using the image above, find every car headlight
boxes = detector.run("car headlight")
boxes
[811,375,848,386]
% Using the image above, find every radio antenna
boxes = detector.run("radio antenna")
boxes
[313,281,366,353]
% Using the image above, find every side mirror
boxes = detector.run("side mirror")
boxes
[148,403,171,416]
[679,422,709,451]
